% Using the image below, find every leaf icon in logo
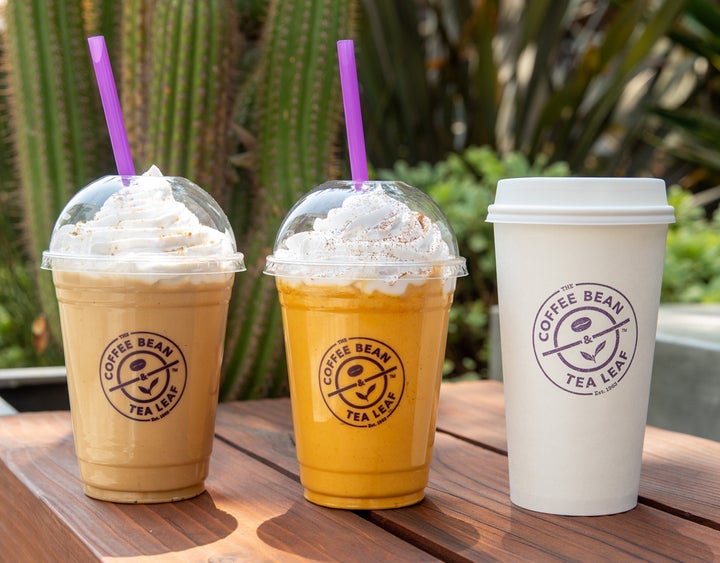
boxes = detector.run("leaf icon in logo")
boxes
[355,383,377,403]
[139,378,159,395]
[580,340,606,363]
[581,351,595,362]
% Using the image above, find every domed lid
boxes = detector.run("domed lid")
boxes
[41,173,245,274]
[265,180,467,280]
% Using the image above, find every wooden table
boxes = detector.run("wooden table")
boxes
[1,380,718,561]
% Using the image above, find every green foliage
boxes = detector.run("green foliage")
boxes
[649,0,720,192]
[383,146,570,379]
[662,186,720,302]
[356,0,690,179]
[127,0,241,197]
[2,0,116,345]
[0,263,60,368]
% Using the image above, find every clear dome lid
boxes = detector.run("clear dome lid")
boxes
[265,180,467,280]
[41,174,245,274]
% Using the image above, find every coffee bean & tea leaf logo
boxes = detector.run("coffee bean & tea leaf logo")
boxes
[533,282,638,396]
[100,331,187,422]
[319,337,405,428]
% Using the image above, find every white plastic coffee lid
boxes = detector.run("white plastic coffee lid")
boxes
[486,177,676,225]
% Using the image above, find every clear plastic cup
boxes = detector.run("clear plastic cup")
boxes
[42,174,245,503]
[264,180,467,509]
[487,177,675,515]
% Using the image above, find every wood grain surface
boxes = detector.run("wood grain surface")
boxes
[0,380,717,561]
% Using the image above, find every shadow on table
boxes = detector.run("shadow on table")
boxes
[256,500,360,561]
[23,439,239,558]
[503,504,715,560]
[102,491,240,557]
[257,497,481,561]
[376,497,483,559]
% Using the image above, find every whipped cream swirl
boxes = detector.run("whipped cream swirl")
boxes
[267,184,465,294]
[45,166,242,275]
[276,186,451,264]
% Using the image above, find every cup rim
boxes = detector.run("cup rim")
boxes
[41,251,246,274]
[486,177,675,225]
[486,204,676,225]
[263,255,467,279]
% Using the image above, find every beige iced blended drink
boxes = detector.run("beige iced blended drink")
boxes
[265,180,466,509]
[42,167,245,503]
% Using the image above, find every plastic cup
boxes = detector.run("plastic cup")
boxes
[264,180,467,509]
[41,174,245,503]
[487,177,675,515]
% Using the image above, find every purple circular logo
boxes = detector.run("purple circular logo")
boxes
[532,283,638,396]
[100,331,187,421]
[319,337,405,428]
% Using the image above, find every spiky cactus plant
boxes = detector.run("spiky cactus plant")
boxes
[118,0,151,167]
[2,0,357,398]
[2,0,116,343]
[219,0,357,399]
[122,0,242,201]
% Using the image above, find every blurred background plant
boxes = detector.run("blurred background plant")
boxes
[649,0,720,209]
[0,0,719,389]
[663,185,720,303]
[357,0,691,174]
[357,0,720,378]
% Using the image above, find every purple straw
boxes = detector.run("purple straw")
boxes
[88,36,135,176]
[337,40,368,183]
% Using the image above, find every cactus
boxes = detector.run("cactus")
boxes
[1,0,357,399]
[123,0,241,203]
[2,0,116,346]
[0,58,18,256]
[119,0,151,167]
[219,0,357,399]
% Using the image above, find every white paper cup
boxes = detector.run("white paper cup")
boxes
[487,177,675,515]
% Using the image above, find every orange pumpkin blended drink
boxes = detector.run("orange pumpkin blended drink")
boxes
[41,167,245,503]
[265,180,467,509]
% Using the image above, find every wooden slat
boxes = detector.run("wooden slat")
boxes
[0,463,96,561]
[0,411,438,561]
[2,381,719,561]
[215,398,297,471]
[437,379,508,451]
[372,433,720,561]
[437,380,720,527]
[214,395,720,561]
[641,425,720,527]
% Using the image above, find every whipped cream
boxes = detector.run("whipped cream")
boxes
[45,166,242,275]
[268,185,463,295]
[280,186,451,263]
